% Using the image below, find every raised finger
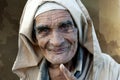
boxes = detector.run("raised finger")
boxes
[60,64,76,80]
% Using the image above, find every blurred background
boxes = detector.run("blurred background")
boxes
[82,0,120,63]
[0,0,120,80]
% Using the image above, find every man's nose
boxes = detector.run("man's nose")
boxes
[50,31,65,46]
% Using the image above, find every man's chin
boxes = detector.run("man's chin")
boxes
[48,58,72,65]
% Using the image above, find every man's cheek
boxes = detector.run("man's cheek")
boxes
[64,38,77,46]
[65,34,77,44]
[38,39,48,49]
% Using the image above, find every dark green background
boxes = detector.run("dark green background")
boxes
[0,0,26,80]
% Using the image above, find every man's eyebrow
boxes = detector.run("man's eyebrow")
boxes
[58,20,73,26]
[35,25,49,30]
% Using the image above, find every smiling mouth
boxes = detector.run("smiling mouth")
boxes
[47,46,70,54]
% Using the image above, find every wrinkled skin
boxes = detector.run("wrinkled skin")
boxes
[35,10,78,65]
[35,10,78,80]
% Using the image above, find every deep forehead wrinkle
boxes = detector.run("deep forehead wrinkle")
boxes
[35,10,73,28]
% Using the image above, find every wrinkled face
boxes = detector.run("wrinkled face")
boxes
[35,10,78,65]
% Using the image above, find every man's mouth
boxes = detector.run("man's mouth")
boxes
[47,46,70,54]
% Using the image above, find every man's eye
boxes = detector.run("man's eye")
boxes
[37,28,50,36]
[59,24,72,32]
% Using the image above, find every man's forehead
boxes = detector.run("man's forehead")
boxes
[35,10,73,27]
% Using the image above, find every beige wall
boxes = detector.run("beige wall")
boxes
[82,0,120,63]
[99,0,120,63]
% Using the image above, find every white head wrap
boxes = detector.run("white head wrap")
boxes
[35,2,65,17]
[12,0,101,79]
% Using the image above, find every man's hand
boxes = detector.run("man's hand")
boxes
[60,64,77,80]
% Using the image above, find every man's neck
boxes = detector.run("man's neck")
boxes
[48,60,74,71]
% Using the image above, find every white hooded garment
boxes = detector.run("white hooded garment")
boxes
[12,0,120,80]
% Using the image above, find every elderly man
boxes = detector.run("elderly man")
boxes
[12,0,120,80]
